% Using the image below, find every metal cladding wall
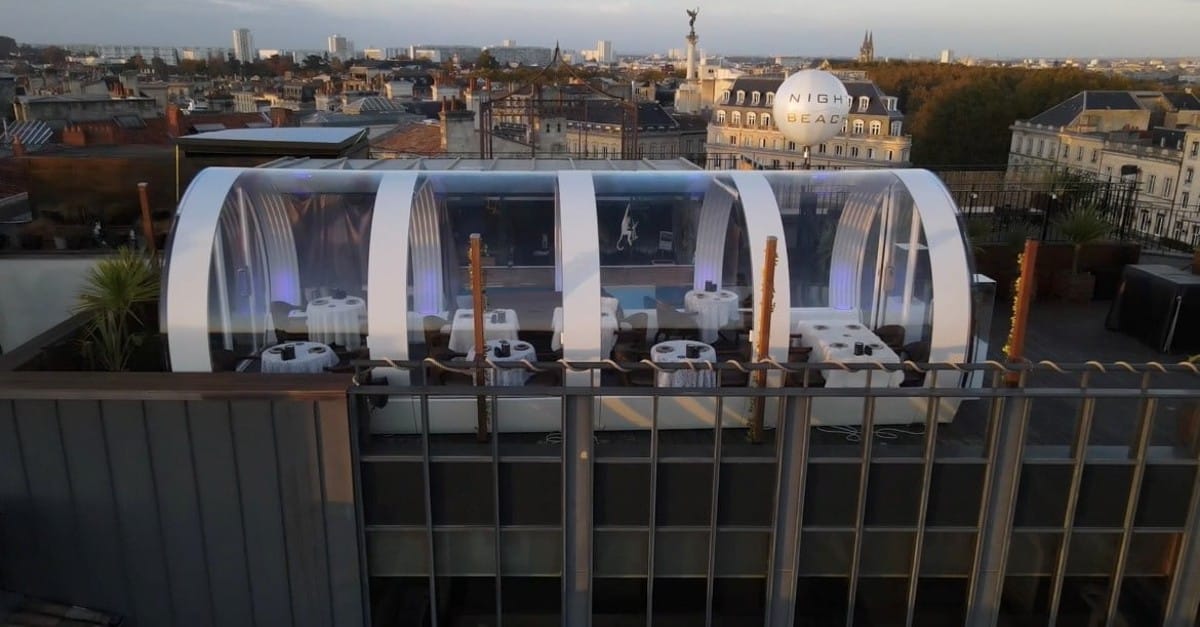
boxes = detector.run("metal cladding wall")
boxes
[0,376,363,627]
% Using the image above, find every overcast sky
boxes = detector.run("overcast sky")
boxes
[6,0,1200,59]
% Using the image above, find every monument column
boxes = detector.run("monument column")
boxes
[686,33,697,80]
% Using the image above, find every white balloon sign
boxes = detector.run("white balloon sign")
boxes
[771,70,851,147]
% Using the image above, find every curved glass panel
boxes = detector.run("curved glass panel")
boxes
[591,171,752,367]
[405,172,561,383]
[763,170,937,357]
[207,169,380,371]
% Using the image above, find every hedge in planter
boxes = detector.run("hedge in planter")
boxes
[75,246,161,371]
[1051,206,1111,304]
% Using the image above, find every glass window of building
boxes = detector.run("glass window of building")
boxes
[891,121,902,136]
[869,121,881,136]
[746,112,756,127]
[853,120,864,135]
[736,90,745,104]
[751,91,760,105]
[716,110,726,124]
[765,92,774,105]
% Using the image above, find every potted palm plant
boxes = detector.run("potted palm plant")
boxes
[75,247,161,371]
[1051,205,1111,303]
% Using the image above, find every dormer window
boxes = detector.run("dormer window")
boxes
[858,96,869,112]
[751,91,761,105]
[765,92,774,106]
[721,90,730,103]
[736,90,746,104]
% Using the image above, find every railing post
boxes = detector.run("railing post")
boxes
[1162,418,1200,626]
[966,392,1031,627]
[561,392,593,627]
[765,395,808,627]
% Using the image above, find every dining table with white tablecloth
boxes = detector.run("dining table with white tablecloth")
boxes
[305,295,365,350]
[260,341,339,374]
[684,289,739,343]
[466,339,537,386]
[551,307,624,358]
[448,308,521,354]
[650,340,717,388]
[793,320,904,388]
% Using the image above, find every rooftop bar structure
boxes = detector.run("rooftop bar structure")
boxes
[164,160,984,430]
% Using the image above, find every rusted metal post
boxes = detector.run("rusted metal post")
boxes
[136,182,157,256]
[749,236,779,443]
[1004,238,1039,387]
[469,234,490,442]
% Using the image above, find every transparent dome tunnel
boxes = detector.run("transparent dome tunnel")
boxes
[164,167,982,430]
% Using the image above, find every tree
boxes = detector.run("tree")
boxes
[207,54,229,77]
[43,45,67,68]
[263,54,295,77]
[635,68,665,83]
[150,56,169,80]
[0,36,17,58]
[124,54,147,71]
[179,58,208,76]
[476,50,499,70]
[302,54,327,72]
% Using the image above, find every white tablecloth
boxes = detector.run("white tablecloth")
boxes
[793,320,903,388]
[466,339,537,386]
[685,289,739,343]
[261,341,338,374]
[551,308,621,357]
[448,308,521,354]
[306,296,365,350]
[651,340,717,388]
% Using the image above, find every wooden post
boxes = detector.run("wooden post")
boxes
[469,234,490,442]
[136,182,157,257]
[749,236,779,443]
[1004,238,1039,387]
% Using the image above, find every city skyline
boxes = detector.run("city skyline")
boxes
[5,0,1200,59]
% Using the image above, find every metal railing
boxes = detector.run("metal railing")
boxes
[348,358,1200,627]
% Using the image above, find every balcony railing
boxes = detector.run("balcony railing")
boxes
[2,359,1199,625]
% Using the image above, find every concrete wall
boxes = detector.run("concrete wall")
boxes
[0,255,102,353]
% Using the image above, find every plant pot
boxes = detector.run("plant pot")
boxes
[1052,270,1094,304]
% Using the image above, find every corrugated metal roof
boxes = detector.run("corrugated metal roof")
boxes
[1,120,54,148]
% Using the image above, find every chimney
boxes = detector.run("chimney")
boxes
[269,107,293,128]
[166,103,183,137]
[10,135,25,157]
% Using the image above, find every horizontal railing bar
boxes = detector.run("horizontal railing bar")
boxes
[350,384,1200,400]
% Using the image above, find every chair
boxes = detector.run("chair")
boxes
[270,300,307,342]
[653,300,699,343]
[521,329,559,362]
[900,340,931,387]
[874,325,907,353]
[614,313,649,351]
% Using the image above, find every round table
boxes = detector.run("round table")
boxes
[684,289,739,343]
[650,340,717,388]
[261,341,338,374]
[466,339,537,386]
[306,296,365,350]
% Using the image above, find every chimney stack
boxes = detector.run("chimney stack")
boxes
[269,107,293,128]
[166,103,183,137]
